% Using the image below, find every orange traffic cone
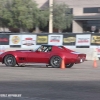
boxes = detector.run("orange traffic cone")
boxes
[93,58,97,68]
[60,59,65,69]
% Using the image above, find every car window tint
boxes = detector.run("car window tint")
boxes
[43,46,52,52]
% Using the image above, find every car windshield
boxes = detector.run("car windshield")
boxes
[34,45,52,52]
[34,45,47,52]
[34,45,41,51]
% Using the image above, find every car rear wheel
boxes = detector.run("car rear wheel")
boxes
[50,56,62,68]
[66,63,74,68]
[4,55,16,67]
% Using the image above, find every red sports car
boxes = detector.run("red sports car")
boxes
[0,45,86,68]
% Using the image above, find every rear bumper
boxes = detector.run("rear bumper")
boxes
[75,56,86,64]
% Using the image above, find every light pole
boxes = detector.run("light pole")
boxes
[49,0,53,33]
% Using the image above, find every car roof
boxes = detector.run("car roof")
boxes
[41,44,62,47]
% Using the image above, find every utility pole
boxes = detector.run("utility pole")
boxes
[49,0,53,33]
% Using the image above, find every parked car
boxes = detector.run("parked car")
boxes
[0,45,86,68]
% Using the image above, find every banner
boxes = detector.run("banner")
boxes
[0,34,9,45]
[0,45,10,54]
[91,35,100,45]
[76,34,91,46]
[22,35,36,48]
[96,46,100,57]
[10,35,22,47]
[48,35,63,45]
[63,34,76,45]
[37,35,48,45]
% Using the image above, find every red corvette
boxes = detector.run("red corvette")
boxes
[0,45,86,68]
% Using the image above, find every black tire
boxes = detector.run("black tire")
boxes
[4,55,16,67]
[50,56,62,68]
[66,63,74,68]
[46,65,49,67]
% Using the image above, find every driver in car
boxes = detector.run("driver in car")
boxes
[38,46,44,52]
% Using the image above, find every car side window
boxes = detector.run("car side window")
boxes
[44,46,52,52]
[37,46,44,52]
[48,47,52,52]
[37,46,52,52]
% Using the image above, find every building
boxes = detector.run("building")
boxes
[36,0,100,33]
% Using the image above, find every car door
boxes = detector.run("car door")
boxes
[27,51,50,63]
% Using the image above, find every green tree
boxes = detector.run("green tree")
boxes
[0,0,9,31]
[0,0,49,32]
[32,8,49,33]
[53,3,73,33]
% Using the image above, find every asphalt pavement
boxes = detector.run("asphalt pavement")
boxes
[0,61,100,100]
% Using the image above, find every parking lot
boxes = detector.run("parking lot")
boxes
[0,61,100,100]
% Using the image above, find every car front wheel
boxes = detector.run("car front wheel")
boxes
[66,63,74,68]
[4,55,16,67]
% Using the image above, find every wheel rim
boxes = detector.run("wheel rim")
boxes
[5,56,14,66]
[52,57,61,66]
